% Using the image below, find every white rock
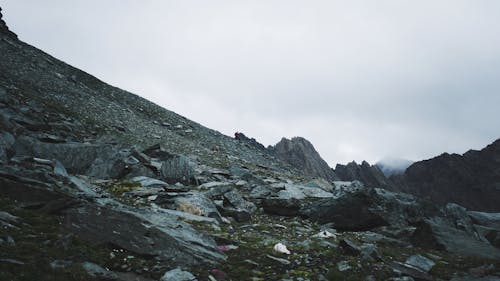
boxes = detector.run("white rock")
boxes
[314,230,336,238]
[273,243,291,255]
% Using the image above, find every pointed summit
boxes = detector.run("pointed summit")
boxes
[270,137,338,181]
[0,7,17,39]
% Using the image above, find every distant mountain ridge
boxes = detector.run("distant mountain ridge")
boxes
[333,160,397,189]
[391,138,500,212]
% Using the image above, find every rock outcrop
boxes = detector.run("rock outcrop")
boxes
[0,7,17,39]
[392,138,500,212]
[269,137,339,182]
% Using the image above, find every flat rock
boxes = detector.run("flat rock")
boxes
[160,268,197,281]
[81,261,118,280]
[131,176,168,187]
[411,217,500,260]
[405,255,435,272]
[64,203,225,266]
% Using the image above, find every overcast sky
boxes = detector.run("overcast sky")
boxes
[2,1,500,166]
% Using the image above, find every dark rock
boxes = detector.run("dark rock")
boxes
[384,259,433,281]
[300,190,389,231]
[360,243,381,262]
[450,277,500,281]
[160,155,197,185]
[262,198,303,217]
[468,211,500,229]
[223,190,257,214]
[248,185,273,199]
[0,211,19,224]
[81,261,118,280]
[404,255,435,273]
[64,203,225,266]
[338,238,362,256]
[13,136,136,179]
[142,143,173,159]
[0,131,15,163]
[468,211,500,248]
[0,170,68,207]
[219,207,251,222]
[392,139,500,212]
[410,217,500,259]
[234,132,267,151]
[0,7,17,39]
[269,137,339,182]
[49,260,73,270]
[168,192,222,221]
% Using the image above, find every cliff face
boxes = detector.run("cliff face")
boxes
[393,139,500,212]
[270,137,339,182]
[334,160,397,189]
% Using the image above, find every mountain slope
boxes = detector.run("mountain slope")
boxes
[392,139,500,211]
[0,14,304,181]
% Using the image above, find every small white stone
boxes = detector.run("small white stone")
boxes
[273,243,291,255]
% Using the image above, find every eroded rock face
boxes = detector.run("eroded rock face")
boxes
[270,137,338,182]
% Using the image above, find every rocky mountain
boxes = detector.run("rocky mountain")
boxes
[2,8,500,281]
[334,160,397,190]
[392,138,500,212]
[269,137,339,182]
[376,157,414,177]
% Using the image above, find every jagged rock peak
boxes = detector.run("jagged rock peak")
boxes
[0,7,17,39]
[270,136,339,182]
[334,160,396,189]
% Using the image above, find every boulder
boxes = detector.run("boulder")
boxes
[404,255,435,272]
[0,131,14,162]
[160,268,197,281]
[262,198,303,217]
[64,203,226,266]
[13,136,143,179]
[153,191,221,219]
[410,217,500,260]
[81,261,118,280]
[223,190,257,214]
[160,155,197,185]
[300,190,389,231]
